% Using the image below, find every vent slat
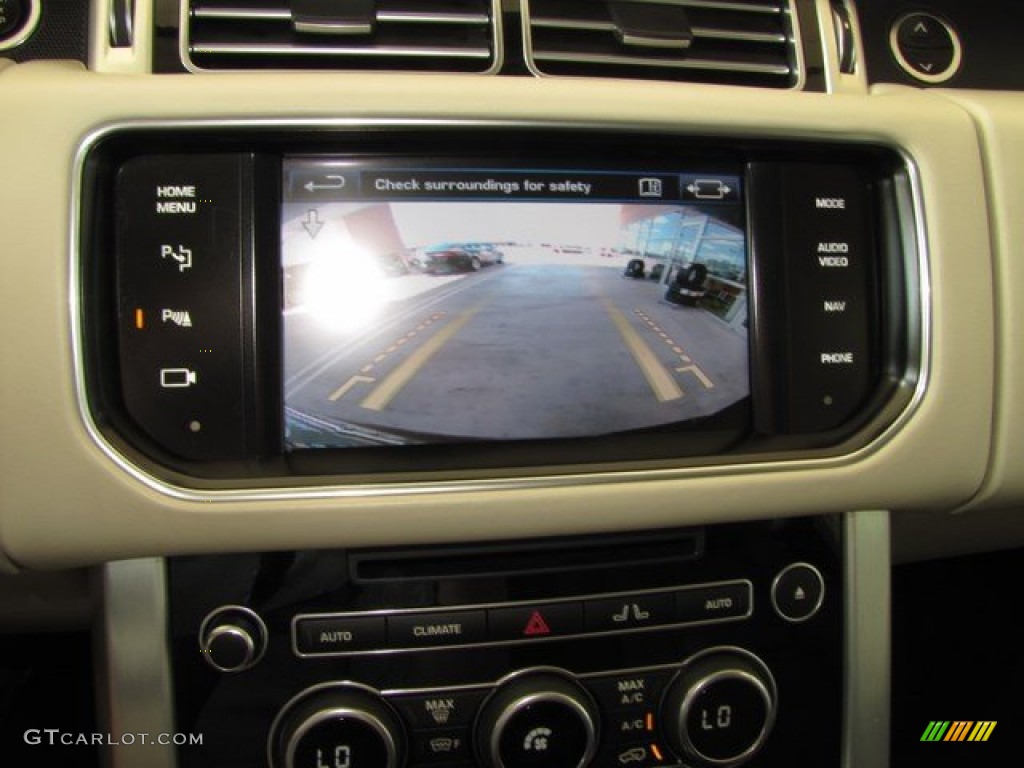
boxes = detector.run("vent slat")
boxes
[533,18,785,44]
[193,7,489,25]
[190,43,492,59]
[184,0,499,71]
[533,50,791,75]
[525,0,799,87]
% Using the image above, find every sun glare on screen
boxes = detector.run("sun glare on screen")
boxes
[302,240,390,332]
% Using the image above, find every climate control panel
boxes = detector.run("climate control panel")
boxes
[167,518,842,767]
[266,651,776,768]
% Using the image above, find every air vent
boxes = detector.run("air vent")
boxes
[182,0,502,72]
[524,0,801,88]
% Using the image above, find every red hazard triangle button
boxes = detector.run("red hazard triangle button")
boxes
[523,611,551,636]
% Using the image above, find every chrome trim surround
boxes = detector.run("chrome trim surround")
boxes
[189,43,492,59]
[293,20,375,36]
[69,117,930,502]
[814,0,869,94]
[888,12,962,85]
[532,50,790,75]
[533,17,786,44]
[769,561,825,623]
[291,579,754,657]
[523,0,806,91]
[0,0,42,52]
[180,0,504,74]
[193,8,489,25]
[841,510,890,768]
[96,558,177,768]
[192,7,292,21]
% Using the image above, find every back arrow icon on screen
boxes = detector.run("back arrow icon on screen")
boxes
[304,175,346,192]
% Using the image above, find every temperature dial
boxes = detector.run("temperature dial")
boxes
[661,648,777,767]
[268,684,405,768]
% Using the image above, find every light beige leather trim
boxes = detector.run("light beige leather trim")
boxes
[0,66,995,569]
[936,92,1024,513]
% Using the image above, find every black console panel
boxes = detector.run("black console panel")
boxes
[168,517,842,767]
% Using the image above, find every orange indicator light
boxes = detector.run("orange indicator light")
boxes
[646,713,654,731]
[135,308,144,329]
[651,744,664,761]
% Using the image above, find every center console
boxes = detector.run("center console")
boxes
[168,517,840,768]
[84,125,907,768]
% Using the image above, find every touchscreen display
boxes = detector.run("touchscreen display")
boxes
[281,159,748,449]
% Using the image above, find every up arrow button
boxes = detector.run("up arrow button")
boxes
[897,13,954,49]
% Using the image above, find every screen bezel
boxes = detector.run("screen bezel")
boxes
[79,127,906,485]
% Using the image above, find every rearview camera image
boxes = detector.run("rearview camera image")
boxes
[282,164,749,449]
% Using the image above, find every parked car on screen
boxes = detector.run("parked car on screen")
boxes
[413,242,503,273]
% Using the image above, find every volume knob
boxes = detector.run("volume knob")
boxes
[199,605,267,673]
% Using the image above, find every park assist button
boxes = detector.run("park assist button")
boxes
[387,610,485,649]
[294,615,386,655]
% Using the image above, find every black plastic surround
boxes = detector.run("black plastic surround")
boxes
[168,517,843,768]
[79,129,911,482]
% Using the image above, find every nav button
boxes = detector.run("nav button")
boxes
[294,616,386,655]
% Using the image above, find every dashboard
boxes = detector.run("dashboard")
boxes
[0,0,1022,766]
